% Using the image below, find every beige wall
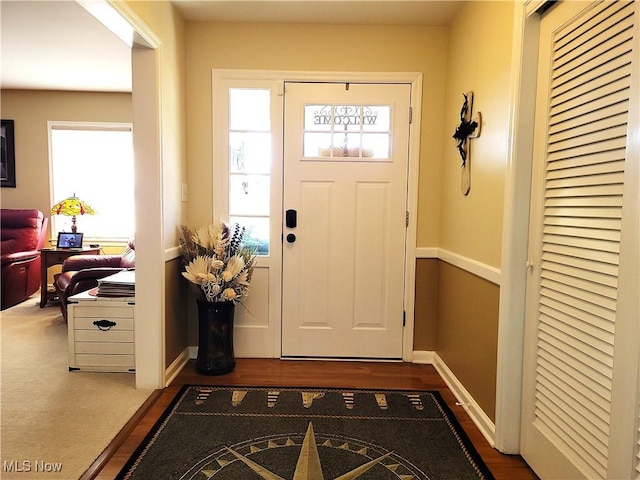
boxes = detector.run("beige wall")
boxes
[440,1,514,269]
[126,1,188,250]
[185,22,447,246]
[427,0,515,422]
[414,258,439,351]
[0,89,132,244]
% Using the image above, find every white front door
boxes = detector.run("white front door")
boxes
[281,82,411,358]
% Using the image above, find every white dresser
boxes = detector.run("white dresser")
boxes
[67,290,135,373]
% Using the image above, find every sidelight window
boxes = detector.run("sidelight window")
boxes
[228,88,271,255]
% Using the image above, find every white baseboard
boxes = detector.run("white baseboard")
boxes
[423,352,496,447]
[411,350,435,364]
[165,347,190,387]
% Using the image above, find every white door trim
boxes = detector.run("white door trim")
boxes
[494,1,541,453]
[88,0,165,389]
[211,69,423,361]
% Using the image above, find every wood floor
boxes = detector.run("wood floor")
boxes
[87,359,539,480]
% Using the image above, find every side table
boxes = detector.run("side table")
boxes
[39,246,100,307]
[67,290,135,373]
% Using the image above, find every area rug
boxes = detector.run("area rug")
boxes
[117,385,494,480]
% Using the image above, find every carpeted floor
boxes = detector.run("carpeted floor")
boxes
[0,293,153,479]
[118,385,494,480]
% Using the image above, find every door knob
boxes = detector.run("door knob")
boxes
[286,233,296,243]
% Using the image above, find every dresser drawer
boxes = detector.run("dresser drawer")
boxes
[73,353,135,369]
[72,305,133,318]
[75,341,134,355]
[73,317,134,331]
[74,329,133,343]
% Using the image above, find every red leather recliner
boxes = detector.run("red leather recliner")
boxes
[1,209,48,310]
[54,238,135,321]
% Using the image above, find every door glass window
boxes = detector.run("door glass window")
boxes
[303,104,391,159]
[228,88,271,255]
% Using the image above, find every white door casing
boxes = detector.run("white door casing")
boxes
[520,1,639,478]
[281,82,411,358]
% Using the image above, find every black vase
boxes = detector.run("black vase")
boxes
[196,300,236,375]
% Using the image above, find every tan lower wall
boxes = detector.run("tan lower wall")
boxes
[414,258,499,421]
[435,261,499,422]
[413,258,439,351]
[165,258,188,367]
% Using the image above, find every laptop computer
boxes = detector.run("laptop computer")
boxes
[56,232,83,249]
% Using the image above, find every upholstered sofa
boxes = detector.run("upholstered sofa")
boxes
[54,238,135,320]
[1,209,48,310]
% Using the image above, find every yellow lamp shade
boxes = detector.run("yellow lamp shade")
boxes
[50,194,95,233]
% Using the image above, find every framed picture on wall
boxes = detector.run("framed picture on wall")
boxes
[1,119,16,188]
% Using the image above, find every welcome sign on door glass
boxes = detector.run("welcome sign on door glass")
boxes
[303,104,391,160]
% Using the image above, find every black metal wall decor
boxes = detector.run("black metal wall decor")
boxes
[452,92,481,195]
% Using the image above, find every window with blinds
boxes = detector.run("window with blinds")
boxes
[533,1,634,478]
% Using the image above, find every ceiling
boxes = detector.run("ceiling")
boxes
[0,1,132,92]
[172,0,462,25]
[0,0,462,93]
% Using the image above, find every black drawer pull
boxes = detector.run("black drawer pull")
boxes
[93,319,117,331]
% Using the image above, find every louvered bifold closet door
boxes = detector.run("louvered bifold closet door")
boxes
[637,412,640,480]
[530,1,635,479]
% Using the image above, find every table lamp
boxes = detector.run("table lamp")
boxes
[50,193,95,233]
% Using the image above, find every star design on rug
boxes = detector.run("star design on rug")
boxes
[206,422,396,479]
